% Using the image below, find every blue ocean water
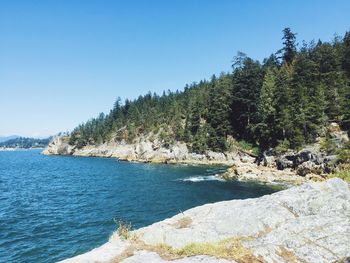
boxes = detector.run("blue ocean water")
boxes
[0,150,281,262]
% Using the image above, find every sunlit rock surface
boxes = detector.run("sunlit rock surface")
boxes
[59,178,350,263]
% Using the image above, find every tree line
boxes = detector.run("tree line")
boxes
[0,137,51,148]
[69,28,350,155]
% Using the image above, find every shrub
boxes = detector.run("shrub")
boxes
[337,141,350,163]
[231,140,259,156]
[329,164,350,182]
[320,135,337,155]
[114,219,132,240]
[275,139,290,155]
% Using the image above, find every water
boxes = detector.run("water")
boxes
[0,150,282,263]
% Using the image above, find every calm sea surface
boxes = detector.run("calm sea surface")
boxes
[0,149,281,263]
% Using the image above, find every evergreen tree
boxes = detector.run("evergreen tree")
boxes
[279,27,297,64]
[342,32,350,78]
[274,64,293,142]
[231,56,263,138]
[340,81,350,130]
[253,68,277,149]
[291,49,325,143]
[207,74,232,151]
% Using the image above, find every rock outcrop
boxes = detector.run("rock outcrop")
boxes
[221,160,307,185]
[59,178,350,263]
[42,136,74,155]
[43,136,311,184]
[43,136,242,165]
[275,148,340,177]
[274,123,349,177]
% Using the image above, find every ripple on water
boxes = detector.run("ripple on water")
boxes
[0,150,281,262]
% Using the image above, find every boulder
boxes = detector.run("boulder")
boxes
[276,148,329,176]
[206,151,227,161]
[263,155,275,167]
[276,155,295,170]
[296,160,322,176]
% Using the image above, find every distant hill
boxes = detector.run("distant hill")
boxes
[0,135,20,143]
[0,137,51,148]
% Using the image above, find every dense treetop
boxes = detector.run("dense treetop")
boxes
[68,28,350,155]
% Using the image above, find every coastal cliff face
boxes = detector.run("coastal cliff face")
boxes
[43,122,349,183]
[42,136,312,184]
[59,178,350,263]
[42,136,244,165]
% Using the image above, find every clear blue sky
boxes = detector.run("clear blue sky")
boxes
[0,0,349,137]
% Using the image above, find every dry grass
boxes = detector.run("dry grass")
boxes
[110,219,260,262]
[111,236,261,263]
[144,237,261,263]
[114,219,132,240]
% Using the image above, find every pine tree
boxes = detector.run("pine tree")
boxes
[207,74,232,151]
[253,68,277,149]
[342,32,350,78]
[340,81,350,130]
[291,50,325,143]
[279,27,297,65]
[274,64,293,142]
[231,56,263,138]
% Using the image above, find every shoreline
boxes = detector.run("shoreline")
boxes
[42,139,310,186]
[0,147,44,151]
[47,150,304,187]
[59,178,350,263]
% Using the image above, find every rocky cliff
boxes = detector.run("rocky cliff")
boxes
[42,136,313,184]
[42,136,244,165]
[43,123,349,184]
[59,178,350,263]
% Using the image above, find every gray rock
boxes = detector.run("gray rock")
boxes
[136,179,350,262]
[276,147,335,176]
[42,136,74,155]
[121,251,233,263]
[328,122,349,148]
[276,155,295,170]
[206,151,227,161]
[296,160,322,176]
[43,136,237,165]
[263,154,275,167]
[58,179,350,263]
[59,239,129,263]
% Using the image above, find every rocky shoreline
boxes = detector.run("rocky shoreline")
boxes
[59,178,350,263]
[43,122,350,185]
[42,136,241,165]
[42,136,311,185]
[43,135,350,262]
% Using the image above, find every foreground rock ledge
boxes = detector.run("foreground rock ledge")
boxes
[59,179,350,263]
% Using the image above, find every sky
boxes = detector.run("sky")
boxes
[0,0,349,137]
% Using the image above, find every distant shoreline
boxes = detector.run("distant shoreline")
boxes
[0,147,44,151]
